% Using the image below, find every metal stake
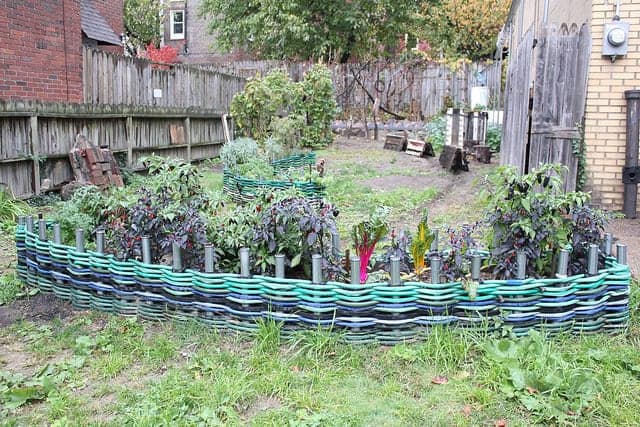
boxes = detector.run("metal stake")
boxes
[17,216,25,226]
[350,256,361,285]
[275,254,285,278]
[239,247,250,277]
[38,219,47,241]
[96,229,105,253]
[25,216,34,233]
[430,256,441,284]
[472,253,482,281]
[602,233,613,257]
[430,229,439,252]
[312,254,323,284]
[53,224,61,244]
[204,244,215,273]
[172,242,183,272]
[616,243,628,266]
[556,248,569,277]
[75,228,85,253]
[587,244,599,276]
[516,251,527,280]
[390,255,401,286]
[141,236,151,263]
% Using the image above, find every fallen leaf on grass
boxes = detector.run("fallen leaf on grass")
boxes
[431,376,448,385]
[291,366,300,373]
[462,405,472,417]
[494,419,507,427]
[526,386,538,394]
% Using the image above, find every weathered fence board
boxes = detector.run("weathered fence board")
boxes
[82,47,246,110]
[206,59,503,120]
[0,101,228,199]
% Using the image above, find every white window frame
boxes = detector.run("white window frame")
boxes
[170,10,185,40]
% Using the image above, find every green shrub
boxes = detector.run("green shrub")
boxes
[486,124,502,153]
[299,64,337,148]
[421,115,447,153]
[219,138,260,169]
[0,187,29,230]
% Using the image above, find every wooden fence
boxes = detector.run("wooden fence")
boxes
[501,23,591,191]
[0,101,230,199]
[82,47,246,109]
[209,59,503,120]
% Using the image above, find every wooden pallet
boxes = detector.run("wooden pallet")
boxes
[383,133,407,151]
[405,138,435,157]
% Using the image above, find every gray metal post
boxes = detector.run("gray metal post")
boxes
[516,251,527,280]
[17,216,25,226]
[602,233,613,257]
[275,254,285,278]
[172,242,183,272]
[141,236,152,264]
[96,229,105,253]
[587,244,599,276]
[350,256,361,285]
[26,216,34,233]
[556,248,569,277]
[204,244,215,273]
[390,255,401,286]
[430,256,441,284]
[430,229,439,252]
[332,233,341,259]
[239,247,250,277]
[53,224,61,245]
[623,90,640,218]
[38,219,47,241]
[75,229,85,253]
[616,243,628,266]
[471,253,482,281]
[312,254,323,284]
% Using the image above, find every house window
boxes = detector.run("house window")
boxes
[170,10,185,40]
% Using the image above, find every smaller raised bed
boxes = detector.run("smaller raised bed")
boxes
[223,152,325,204]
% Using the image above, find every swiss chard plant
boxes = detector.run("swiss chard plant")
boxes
[409,210,435,274]
[352,206,390,284]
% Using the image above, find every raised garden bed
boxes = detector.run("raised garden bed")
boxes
[16,223,631,345]
[222,152,325,204]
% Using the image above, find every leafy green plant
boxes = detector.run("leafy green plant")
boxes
[352,206,390,283]
[440,222,480,283]
[484,164,590,279]
[52,185,106,244]
[0,273,36,305]
[420,115,446,153]
[0,187,29,230]
[219,137,260,169]
[568,205,611,275]
[482,330,601,423]
[142,155,203,202]
[298,64,337,148]
[485,124,501,153]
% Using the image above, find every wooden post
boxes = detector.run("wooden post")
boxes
[126,116,133,167]
[29,115,40,195]
[184,116,191,163]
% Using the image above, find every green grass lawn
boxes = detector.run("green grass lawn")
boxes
[1,141,639,425]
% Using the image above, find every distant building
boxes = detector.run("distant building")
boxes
[0,0,123,103]
[160,0,253,65]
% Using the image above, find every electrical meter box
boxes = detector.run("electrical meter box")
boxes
[603,21,630,57]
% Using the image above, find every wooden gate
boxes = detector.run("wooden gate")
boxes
[502,24,591,191]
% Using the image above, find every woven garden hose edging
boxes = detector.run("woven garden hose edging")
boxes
[14,223,632,345]
[223,152,325,204]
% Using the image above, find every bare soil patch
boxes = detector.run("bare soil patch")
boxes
[0,293,75,328]
[607,218,640,276]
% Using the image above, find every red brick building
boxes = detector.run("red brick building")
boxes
[0,0,123,103]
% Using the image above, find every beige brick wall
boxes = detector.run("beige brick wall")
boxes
[585,1,640,211]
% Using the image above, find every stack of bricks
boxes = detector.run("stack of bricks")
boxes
[584,1,640,211]
[69,134,124,189]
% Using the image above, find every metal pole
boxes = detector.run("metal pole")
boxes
[471,253,482,281]
[623,90,640,218]
[204,244,215,273]
[616,243,628,265]
[17,216,25,226]
[587,244,599,276]
[516,251,527,280]
[430,229,439,252]
[275,254,285,278]
[602,232,613,257]
[141,236,151,264]
[350,256,361,285]
[556,248,569,277]
[38,219,47,241]
[239,247,250,277]
[390,255,401,285]
[25,216,34,233]
[75,228,85,253]
[430,256,441,284]
[332,233,341,259]
[172,242,183,272]
[53,224,61,245]
[96,229,105,253]
[312,254,323,284]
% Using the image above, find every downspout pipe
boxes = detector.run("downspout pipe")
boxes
[623,90,640,218]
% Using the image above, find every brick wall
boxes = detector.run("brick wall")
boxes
[0,0,83,102]
[585,1,640,211]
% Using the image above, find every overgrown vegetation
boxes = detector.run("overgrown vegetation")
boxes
[0,187,29,231]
